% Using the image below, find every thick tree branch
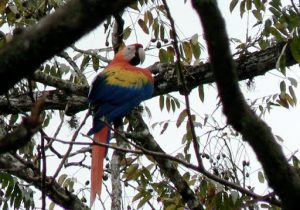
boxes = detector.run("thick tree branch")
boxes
[0,0,135,95]
[33,71,88,96]
[0,90,87,115]
[151,41,295,95]
[127,109,204,210]
[0,41,296,115]
[191,1,300,209]
[0,94,47,153]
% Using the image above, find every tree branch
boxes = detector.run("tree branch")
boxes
[0,90,87,115]
[151,41,295,95]
[0,94,47,153]
[33,71,88,96]
[0,41,296,115]
[191,1,300,209]
[127,109,204,210]
[0,0,136,95]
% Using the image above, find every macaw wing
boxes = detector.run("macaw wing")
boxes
[88,65,153,106]
[87,65,153,135]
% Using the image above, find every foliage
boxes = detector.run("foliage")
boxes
[0,0,299,209]
[0,172,34,210]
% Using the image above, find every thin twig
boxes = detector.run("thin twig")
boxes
[161,0,203,168]
[52,110,90,179]
[44,103,70,151]
[58,52,89,85]
[40,133,46,210]
[71,45,111,63]
[291,0,300,16]
[51,132,281,206]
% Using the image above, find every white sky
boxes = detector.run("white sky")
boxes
[72,0,300,209]
[27,0,300,209]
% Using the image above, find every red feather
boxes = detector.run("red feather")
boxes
[90,126,109,207]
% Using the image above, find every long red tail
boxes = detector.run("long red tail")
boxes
[90,126,109,207]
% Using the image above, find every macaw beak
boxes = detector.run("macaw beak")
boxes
[137,46,145,64]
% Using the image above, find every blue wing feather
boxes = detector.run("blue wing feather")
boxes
[87,72,153,135]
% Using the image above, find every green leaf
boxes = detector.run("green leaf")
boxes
[260,203,270,208]
[160,24,165,41]
[176,109,188,128]
[231,190,239,204]
[145,11,153,26]
[290,37,300,63]
[129,1,139,11]
[246,0,251,10]
[252,10,262,21]
[92,55,99,71]
[288,77,298,87]
[132,191,143,202]
[5,181,14,197]
[190,33,198,45]
[0,0,8,14]
[240,0,246,17]
[123,27,132,40]
[58,174,67,185]
[125,164,139,181]
[191,41,201,59]
[270,0,282,10]
[254,0,265,10]
[165,204,177,210]
[198,85,204,102]
[160,122,169,134]
[275,135,284,142]
[3,201,8,210]
[167,46,175,62]
[182,41,192,63]
[174,97,180,108]
[159,95,164,110]
[268,26,285,41]
[9,114,18,125]
[42,114,50,128]
[153,18,159,39]
[275,43,287,75]
[269,6,281,17]
[49,202,55,210]
[166,96,170,112]
[141,167,153,181]
[258,171,265,183]
[171,98,176,112]
[159,48,169,63]
[13,194,22,209]
[137,193,151,209]
[80,55,90,70]
[280,80,286,93]
[286,93,295,107]
[229,0,239,13]
[292,156,300,168]
[138,19,149,34]
[289,86,297,105]
[277,95,289,108]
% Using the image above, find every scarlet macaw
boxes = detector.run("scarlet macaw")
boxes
[87,43,154,206]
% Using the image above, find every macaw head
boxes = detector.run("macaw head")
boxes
[113,43,145,65]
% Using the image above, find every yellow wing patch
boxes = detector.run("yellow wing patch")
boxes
[104,65,149,88]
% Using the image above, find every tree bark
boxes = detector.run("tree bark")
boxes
[127,109,204,210]
[0,153,89,210]
[191,1,300,209]
[0,41,296,115]
[0,0,135,95]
